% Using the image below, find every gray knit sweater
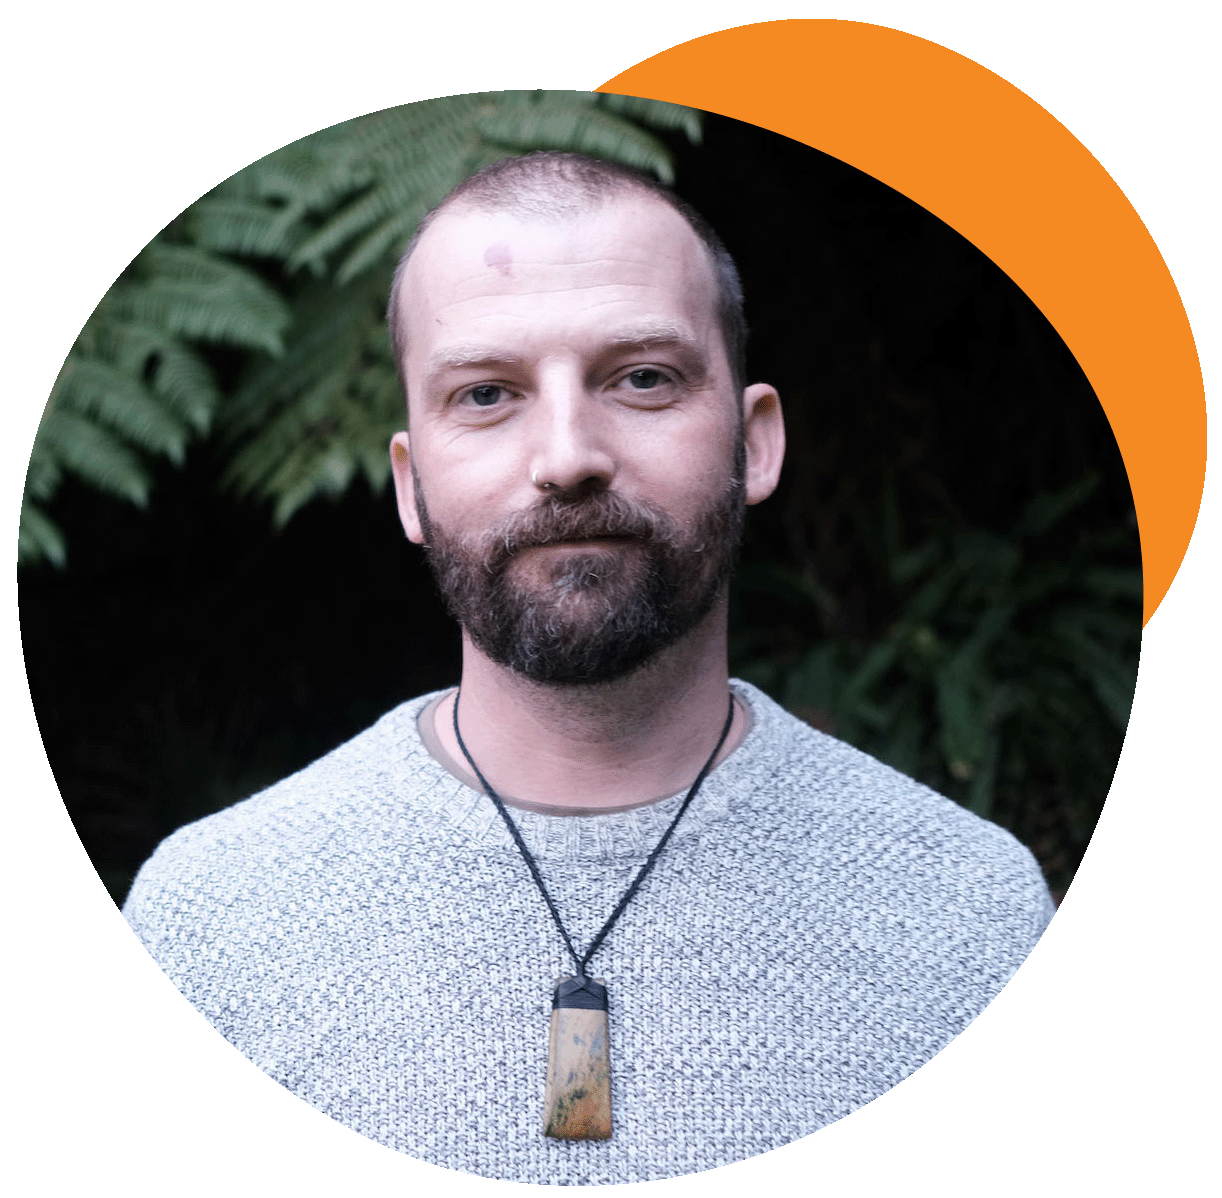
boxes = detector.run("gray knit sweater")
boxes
[123,681,1054,1184]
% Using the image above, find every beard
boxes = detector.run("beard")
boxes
[415,445,746,685]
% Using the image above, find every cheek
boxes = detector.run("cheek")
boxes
[417,438,518,518]
[653,424,739,495]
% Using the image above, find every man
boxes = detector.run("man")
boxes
[124,153,1054,1184]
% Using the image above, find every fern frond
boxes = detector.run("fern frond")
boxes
[51,355,192,462]
[187,196,309,260]
[137,336,219,433]
[223,304,377,486]
[285,138,485,275]
[261,364,404,528]
[33,408,151,506]
[312,95,489,171]
[596,93,704,144]
[478,103,676,181]
[120,243,292,354]
[84,323,218,433]
[18,500,67,568]
[287,175,431,275]
[23,442,62,504]
[19,240,241,565]
[223,274,382,434]
[334,201,435,284]
[218,270,404,524]
[16,90,699,559]
[274,93,696,277]
[226,350,403,527]
[209,146,333,215]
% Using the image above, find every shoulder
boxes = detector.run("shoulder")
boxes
[728,680,1055,938]
[122,691,445,937]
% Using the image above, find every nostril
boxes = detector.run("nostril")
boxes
[550,476,611,503]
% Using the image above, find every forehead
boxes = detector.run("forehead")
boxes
[394,195,722,373]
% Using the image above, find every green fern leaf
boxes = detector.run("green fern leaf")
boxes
[33,408,151,506]
[18,500,68,568]
[24,428,63,503]
[334,202,435,284]
[76,320,218,434]
[187,196,309,260]
[476,103,676,181]
[596,93,704,144]
[288,175,434,275]
[121,243,292,354]
[36,95,729,564]
[51,356,192,462]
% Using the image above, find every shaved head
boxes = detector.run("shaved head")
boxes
[387,152,747,397]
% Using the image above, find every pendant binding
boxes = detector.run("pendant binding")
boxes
[553,975,608,1010]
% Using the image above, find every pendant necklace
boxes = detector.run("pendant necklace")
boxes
[452,690,735,1141]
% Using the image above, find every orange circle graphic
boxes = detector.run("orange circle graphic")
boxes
[602,19,1206,626]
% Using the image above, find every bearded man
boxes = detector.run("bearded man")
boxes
[124,152,1055,1184]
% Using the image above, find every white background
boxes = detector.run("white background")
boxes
[3,3,1217,1194]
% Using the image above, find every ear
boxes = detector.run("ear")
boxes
[741,383,785,506]
[389,430,426,544]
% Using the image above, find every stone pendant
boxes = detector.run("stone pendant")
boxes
[543,976,612,1140]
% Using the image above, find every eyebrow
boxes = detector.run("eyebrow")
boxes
[421,322,705,382]
[596,323,708,378]
[424,344,530,374]
[601,320,694,349]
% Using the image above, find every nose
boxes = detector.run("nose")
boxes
[528,369,617,498]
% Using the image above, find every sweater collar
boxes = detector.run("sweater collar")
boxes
[382,680,779,866]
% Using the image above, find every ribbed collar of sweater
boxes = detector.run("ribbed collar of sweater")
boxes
[372,679,783,867]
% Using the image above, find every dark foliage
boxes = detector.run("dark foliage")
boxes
[18,111,1140,907]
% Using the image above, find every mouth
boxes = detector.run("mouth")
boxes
[508,536,642,567]
[522,534,639,551]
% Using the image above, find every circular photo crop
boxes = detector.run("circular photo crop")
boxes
[18,91,1140,1184]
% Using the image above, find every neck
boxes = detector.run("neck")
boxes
[434,599,746,813]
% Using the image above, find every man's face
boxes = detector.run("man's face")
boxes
[390,193,780,684]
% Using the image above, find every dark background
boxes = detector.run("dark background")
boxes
[18,113,1141,906]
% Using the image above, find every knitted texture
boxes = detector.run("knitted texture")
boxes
[124,681,1055,1183]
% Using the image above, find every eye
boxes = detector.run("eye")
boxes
[463,384,508,408]
[625,368,667,390]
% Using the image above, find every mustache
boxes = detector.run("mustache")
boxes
[476,492,677,568]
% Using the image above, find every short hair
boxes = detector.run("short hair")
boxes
[386,151,747,396]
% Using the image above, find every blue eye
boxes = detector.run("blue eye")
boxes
[468,385,503,407]
[627,368,665,389]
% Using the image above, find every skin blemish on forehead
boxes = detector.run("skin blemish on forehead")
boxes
[484,241,513,275]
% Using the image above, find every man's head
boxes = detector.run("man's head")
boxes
[388,152,784,685]
[388,152,748,397]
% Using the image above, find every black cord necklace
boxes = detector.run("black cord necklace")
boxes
[452,689,736,1141]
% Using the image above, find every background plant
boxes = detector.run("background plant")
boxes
[732,475,1139,888]
[20,245,290,566]
[18,107,1139,906]
[20,92,701,563]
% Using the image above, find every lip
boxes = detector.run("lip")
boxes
[518,536,639,553]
